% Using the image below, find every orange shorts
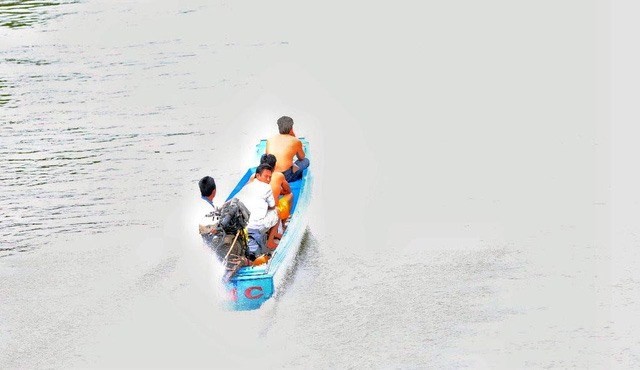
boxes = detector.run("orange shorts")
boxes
[276,196,291,220]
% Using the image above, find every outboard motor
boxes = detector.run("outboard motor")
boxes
[217,197,250,234]
[200,198,251,281]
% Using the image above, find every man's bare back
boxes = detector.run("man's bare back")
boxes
[266,134,305,173]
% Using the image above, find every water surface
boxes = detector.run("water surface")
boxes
[1,0,637,368]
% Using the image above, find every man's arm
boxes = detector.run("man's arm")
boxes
[266,188,276,209]
[295,139,305,160]
[280,176,291,195]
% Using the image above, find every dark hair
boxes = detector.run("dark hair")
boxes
[255,163,273,176]
[277,116,294,134]
[260,153,277,168]
[199,176,216,197]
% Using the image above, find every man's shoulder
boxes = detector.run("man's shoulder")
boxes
[284,136,302,151]
[269,134,299,143]
[256,181,273,197]
[247,180,266,191]
[272,172,287,184]
[250,180,271,191]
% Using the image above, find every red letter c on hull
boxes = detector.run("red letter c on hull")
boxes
[244,286,264,299]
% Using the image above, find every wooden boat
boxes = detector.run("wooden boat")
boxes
[221,138,312,310]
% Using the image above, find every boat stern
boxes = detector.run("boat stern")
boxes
[224,268,274,311]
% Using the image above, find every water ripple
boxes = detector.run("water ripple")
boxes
[0,0,78,29]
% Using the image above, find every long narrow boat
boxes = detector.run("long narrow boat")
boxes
[221,138,312,310]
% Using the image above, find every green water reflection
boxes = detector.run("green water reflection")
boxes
[0,0,73,29]
[0,78,10,106]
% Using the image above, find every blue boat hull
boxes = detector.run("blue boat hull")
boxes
[222,139,312,311]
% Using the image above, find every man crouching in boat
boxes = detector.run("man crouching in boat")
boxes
[246,153,293,230]
[237,163,281,251]
[266,116,309,183]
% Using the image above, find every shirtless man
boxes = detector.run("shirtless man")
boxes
[266,116,310,182]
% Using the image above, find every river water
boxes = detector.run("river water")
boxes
[1,0,638,368]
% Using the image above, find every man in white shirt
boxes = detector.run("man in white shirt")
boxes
[198,175,219,242]
[237,163,280,250]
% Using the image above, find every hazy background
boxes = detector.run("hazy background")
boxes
[1,0,638,368]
